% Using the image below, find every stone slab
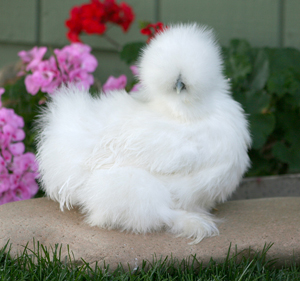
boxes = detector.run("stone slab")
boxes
[0,197,299,270]
[232,174,300,200]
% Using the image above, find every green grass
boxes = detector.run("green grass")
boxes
[1,241,299,280]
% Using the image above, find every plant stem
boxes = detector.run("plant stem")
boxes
[102,34,122,52]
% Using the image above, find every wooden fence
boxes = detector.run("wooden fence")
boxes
[0,0,299,82]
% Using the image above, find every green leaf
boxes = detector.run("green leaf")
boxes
[2,76,47,153]
[232,90,247,109]
[276,110,300,146]
[249,49,269,92]
[286,79,300,96]
[272,142,300,173]
[249,113,275,149]
[245,90,271,114]
[224,42,300,175]
[229,55,252,81]
[229,39,252,56]
[267,71,289,97]
[284,93,300,108]
[120,42,146,65]
[246,150,272,176]
[291,89,300,106]
[266,47,300,76]
[138,20,152,29]
[224,39,252,81]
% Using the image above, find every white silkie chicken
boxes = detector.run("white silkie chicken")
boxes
[36,23,251,243]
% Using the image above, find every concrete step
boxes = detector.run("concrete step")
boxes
[1,197,299,269]
[232,173,300,200]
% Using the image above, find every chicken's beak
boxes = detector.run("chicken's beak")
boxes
[176,78,186,94]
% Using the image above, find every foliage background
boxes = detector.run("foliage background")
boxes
[0,0,299,179]
[223,40,300,176]
[2,38,300,178]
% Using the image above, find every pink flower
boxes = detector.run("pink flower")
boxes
[12,153,38,176]
[18,47,47,71]
[2,124,15,148]
[25,73,45,95]
[2,149,11,162]
[20,172,39,195]
[39,58,62,94]
[0,172,9,193]
[0,190,13,205]
[54,43,97,89]
[0,156,6,170]
[130,83,141,92]
[24,57,62,95]
[129,65,141,92]
[130,65,139,76]
[57,43,97,72]
[20,43,97,95]
[12,129,25,142]
[102,75,127,93]
[0,94,39,205]
[11,185,31,201]
[0,108,24,129]
[9,142,25,156]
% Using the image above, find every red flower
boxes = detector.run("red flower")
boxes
[102,0,120,21]
[65,0,135,43]
[140,22,168,43]
[67,31,81,42]
[66,7,83,42]
[111,2,135,32]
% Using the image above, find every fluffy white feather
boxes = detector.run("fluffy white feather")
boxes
[36,23,251,243]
